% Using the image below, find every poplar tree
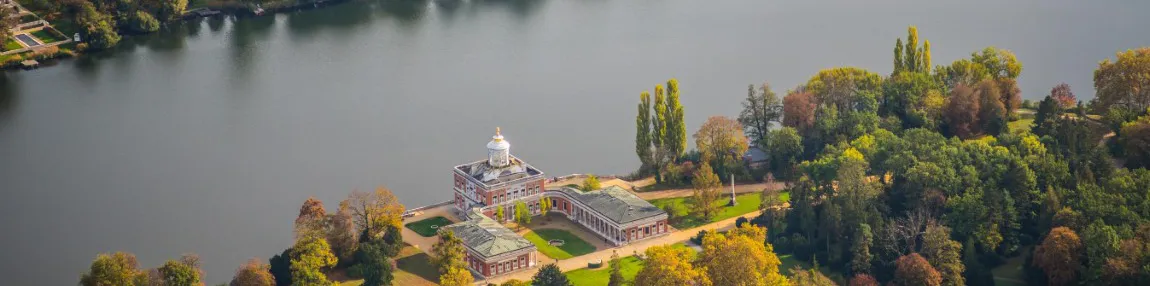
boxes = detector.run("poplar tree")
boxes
[666,79,687,161]
[894,38,904,74]
[922,40,933,72]
[636,91,654,172]
[652,85,668,182]
[905,26,920,73]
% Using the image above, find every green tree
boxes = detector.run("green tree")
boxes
[1120,120,1150,169]
[268,248,292,286]
[922,40,932,72]
[739,83,783,147]
[79,252,148,286]
[691,162,722,220]
[515,200,531,227]
[1084,220,1120,282]
[652,85,668,182]
[154,0,188,21]
[75,1,121,50]
[290,237,337,286]
[971,47,1023,80]
[356,241,394,286]
[893,37,905,74]
[608,251,624,286]
[230,258,276,286]
[766,127,803,180]
[540,197,551,217]
[636,91,654,171]
[582,174,601,192]
[920,225,964,286]
[496,206,505,221]
[1094,47,1150,111]
[904,26,920,73]
[532,264,571,286]
[127,11,160,33]
[1033,227,1084,286]
[850,224,874,275]
[159,256,202,286]
[665,79,688,161]
[432,230,467,276]
[977,79,1008,136]
[379,224,403,258]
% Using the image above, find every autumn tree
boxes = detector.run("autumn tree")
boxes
[539,197,551,217]
[691,162,722,220]
[532,264,572,286]
[328,201,358,264]
[432,230,467,276]
[496,205,506,221]
[347,187,406,241]
[636,91,654,171]
[977,79,1008,136]
[893,253,942,286]
[849,274,879,286]
[230,258,275,286]
[634,245,709,286]
[439,267,473,286]
[159,255,202,286]
[581,174,601,191]
[789,265,836,286]
[1050,83,1077,108]
[1094,47,1150,111]
[695,116,750,171]
[290,236,337,286]
[80,252,148,286]
[739,83,783,147]
[943,84,980,138]
[1119,119,1150,169]
[515,200,531,227]
[784,91,818,133]
[295,197,329,241]
[920,225,964,286]
[1033,227,1084,286]
[904,26,920,73]
[699,225,788,286]
[0,5,17,40]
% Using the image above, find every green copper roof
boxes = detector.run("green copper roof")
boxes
[443,209,535,258]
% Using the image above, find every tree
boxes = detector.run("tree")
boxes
[379,224,404,258]
[347,187,406,241]
[665,78,688,161]
[1033,227,1084,286]
[432,230,467,276]
[784,91,818,134]
[290,236,337,286]
[920,225,964,286]
[439,266,473,286]
[943,84,980,138]
[154,0,188,21]
[159,256,201,286]
[849,274,879,286]
[268,248,292,286]
[356,241,394,286]
[1120,120,1150,169]
[739,83,783,147]
[699,225,788,286]
[894,37,905,74]
[850,224,874,275]
[329,201,358,263]
[496,205,506,221]
[634,245,709,286]
[1083,220,1120,281]
[905,26,920,73]
[74,1,120,50]
[532,264,571,286]
[501,280,531,286]
[977,79,1008,136]
[582,174,601,191]
[515,200,531,227]
[1050,83,1077,108]
[127,11,160,33]
[789,266,836,286]
[893,253,942,286]
[766,127,803,180]
[0,5,17,40]
[695,116,750,169]
[80,252,147,286]
[295,197,328,241]
[230,258,276,286]
[922,40,932,72]
[1094,47,1150,111]
[971,47,1023,80]
[691,162,722,220]
[652,84,669,182]
[636,91,654,171]
[608,252,624,286]
[539,196,551,217]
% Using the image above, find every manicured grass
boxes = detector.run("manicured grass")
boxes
[651,191,789,229]
[523,229,596,260]
[404,216,452,237]
[339,245,439,286]
[3,38,22,51]
[566,243,696,285]
[1009,118,1034,133]
[31,29,66,43]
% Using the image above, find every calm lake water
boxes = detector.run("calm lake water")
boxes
[1,0,1148,284]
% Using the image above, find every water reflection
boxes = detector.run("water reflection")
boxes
[208,16,227,33]
[0,75,18,126]
[228,15,277,88]
[186,17,205,37]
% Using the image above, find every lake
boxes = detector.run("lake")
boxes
[1,0,1148,284]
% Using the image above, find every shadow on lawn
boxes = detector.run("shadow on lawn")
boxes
[396,251,439,282]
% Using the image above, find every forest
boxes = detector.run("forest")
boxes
[634,26,1150,286]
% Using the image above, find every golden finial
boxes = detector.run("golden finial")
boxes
[496,127,501,136]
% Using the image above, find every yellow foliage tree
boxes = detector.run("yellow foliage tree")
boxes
[346,187,406,239]
[691,162,722,220]
[439,266,474,286]
[634,245,710,286]
[699,224,789,286]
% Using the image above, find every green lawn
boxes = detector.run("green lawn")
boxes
[566,243,695,285]
[651,191,789,229]
[3,38,22,51]
[1009,118,1034,133]
[523,229,597,260]
[404,216,453,237]
[31,29,66,44]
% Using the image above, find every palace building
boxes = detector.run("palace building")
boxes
[446,128,669,279]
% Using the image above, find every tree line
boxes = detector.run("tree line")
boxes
[21,0,188,50]
[634,26,1150,286]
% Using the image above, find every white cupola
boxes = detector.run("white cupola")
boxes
[487,127,511,167]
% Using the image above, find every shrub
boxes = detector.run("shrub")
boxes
[691,230,708,245]
[128,11,161,34]
[735,217,749,228]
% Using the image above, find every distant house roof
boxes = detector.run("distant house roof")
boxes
[444,209,535,259]
[554,186,665,225]
[745,146,768,163]
[455,155,544,186]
